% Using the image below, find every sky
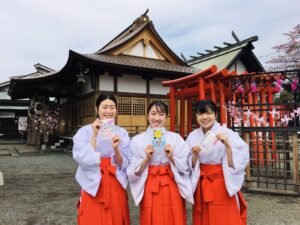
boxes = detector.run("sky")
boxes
[0,0,299,83]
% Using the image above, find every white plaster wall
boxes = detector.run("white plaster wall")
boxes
[118,74,146,93]
[99,74,114,91]
[125,41,144,57]
[229,59,247,74]
[150,77,170,95]
[145,44,158,59]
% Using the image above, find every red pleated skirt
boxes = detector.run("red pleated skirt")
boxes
[193,164,247,225]
[140,164,187,225]
[77,157,130,225]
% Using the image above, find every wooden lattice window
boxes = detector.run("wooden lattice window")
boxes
[118,97,132,115]
[132,98,146,115]
[118,97,147,115]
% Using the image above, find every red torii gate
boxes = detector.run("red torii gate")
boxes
[162,65,285,166]
[162,65,234,136]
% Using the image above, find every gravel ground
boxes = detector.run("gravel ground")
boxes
[0,154,299,225]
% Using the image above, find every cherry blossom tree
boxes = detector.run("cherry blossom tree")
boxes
[266,24,300,71]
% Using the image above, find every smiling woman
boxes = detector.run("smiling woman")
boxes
[127,100,193,225]
[186,99,249,225]
[72,93,131,225]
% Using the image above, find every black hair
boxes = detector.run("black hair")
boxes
[147,101,168,115]
[95,94,117,108]
[195,99,217,114]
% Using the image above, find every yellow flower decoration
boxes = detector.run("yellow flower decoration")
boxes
[153,129,163,139]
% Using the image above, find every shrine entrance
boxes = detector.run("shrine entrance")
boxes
[162,66,300,194]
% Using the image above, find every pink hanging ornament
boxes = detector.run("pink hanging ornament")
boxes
[292,77,298,85]
[237,84,244,94]
[274,84,281,93]
[294,107,300,116]
[281,115,292,126]
[251,82,257,93]
[276,79,283,86]
[290,77,298,91]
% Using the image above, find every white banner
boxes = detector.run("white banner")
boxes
[18,117,28,131]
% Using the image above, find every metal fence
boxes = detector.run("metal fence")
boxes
[242,128,300,194]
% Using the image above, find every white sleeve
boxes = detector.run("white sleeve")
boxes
[227,130,250,175]
[222,129,250,196]
[72,127,100,170]
[170,134,194,203]
[186,133,201,193]
[117,128,131,170]
[126,137,148,206]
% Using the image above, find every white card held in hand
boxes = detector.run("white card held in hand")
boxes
[99,119,115,139]
[151,128,166,149]
[199,131,218,154]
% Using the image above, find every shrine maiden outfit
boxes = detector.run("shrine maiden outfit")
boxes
[127,127,193,225]
[186,122,249,225]
[73,125,131,225]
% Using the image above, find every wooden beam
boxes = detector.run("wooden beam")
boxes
[162,65,217,87]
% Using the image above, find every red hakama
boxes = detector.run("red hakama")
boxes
[77,157,130,225]
[193,164,247,225]
[140,165,187,225]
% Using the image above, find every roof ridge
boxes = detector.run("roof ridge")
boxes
[97,11,151,53]
[188,36,258,63]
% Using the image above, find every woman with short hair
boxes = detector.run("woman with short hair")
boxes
[186,99,249,225]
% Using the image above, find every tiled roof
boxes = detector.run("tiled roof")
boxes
[10,71,56,80]
[83,53,197,74]
[98,22,149,54]
[97,10,186,65]
[188,36,258,65]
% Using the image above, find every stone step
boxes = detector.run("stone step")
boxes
[0,148,11,156]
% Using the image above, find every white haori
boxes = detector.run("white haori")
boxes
[127,127,194,206]
[73,124,131,197]
[186,122,249,197]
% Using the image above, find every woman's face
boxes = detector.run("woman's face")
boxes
[196,108,216,132]
[96,99,117,120]
[147,105,167,128]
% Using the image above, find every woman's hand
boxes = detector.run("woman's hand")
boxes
[144,145,155,161]
[164,144,173,159]
[216,133,234,168]
[216,133,230,147]
[90,118,101,150]
[135,145,154,176]
[112,135,123,167]
[91,118,101,136]
[191,146,201,168]
[164,144,175,164]
[112,135,121,150]
[192,146,201,156]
